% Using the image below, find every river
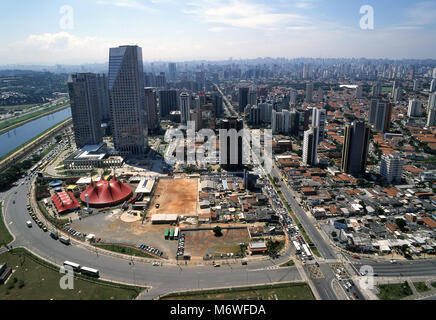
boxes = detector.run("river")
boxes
[0,107,72,159]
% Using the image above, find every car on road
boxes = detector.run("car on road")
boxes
[152,262,160,266]
[353,255,360,259]
[26,220,32,227]
[241,261,247,265]
[390,259,397,264]
[353,292,359,299]
[50,231,59,239]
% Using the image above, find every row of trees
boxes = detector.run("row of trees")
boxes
[0,154,41,190]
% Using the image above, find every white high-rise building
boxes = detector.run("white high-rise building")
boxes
[427,108,436,127]
[312,108,326,143]
[430,79,436,93]
[433,67,436,79]
[380,153,403,184]
[179,92,190,125]
[109,45,148,156]
[302,126,318,165]
[428,92,436,111]
[407,99,422,117]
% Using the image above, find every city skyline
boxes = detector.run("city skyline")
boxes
[1,0,436,64]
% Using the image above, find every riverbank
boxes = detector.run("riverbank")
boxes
[0,118,72,171]
[0,102,70,135]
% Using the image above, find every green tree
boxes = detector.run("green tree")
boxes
[213,226,223,237]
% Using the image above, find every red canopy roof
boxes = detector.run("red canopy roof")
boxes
[80,177,132,207]
[51,191,80,214]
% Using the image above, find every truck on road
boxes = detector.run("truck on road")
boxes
[59,236,70,245]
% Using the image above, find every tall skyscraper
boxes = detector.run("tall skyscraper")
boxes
[370,101,392,133]
[407,99,422,117]
[108,45,148,156]
[179,92,190,125]
[289,89,297,106]
[413,79,420,91]
[430,79,436,93]
[168,63,177,81]
[302,126,318,166]
[380,153,403,184]
[305,83,313,103]
[433,67,436,79]
[372,83,382,97]
[427,108,436,127]
[238,87,249,113]
[248,88,257,106]
[68,73,103,149]
[144,87,158,132]
[355,85,363,99]
[312,108,326,143]
[428,92,436,111]
[219,118,244,170]
[369,99,378,125]
[159,89,178,118]
[393,87,402,102]
[341,121,370,176]
[259,103,272,123]
[96,74,110,122]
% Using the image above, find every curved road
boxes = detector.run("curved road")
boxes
[1,178,302,299]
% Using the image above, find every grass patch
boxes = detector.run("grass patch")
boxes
[377,282,413,300]
[311,247,321,258]
[95,244,157,259]
[431,282,436,289]
[160,282,315,300]
[0,248,144,300]
[280,259,295,267]
[413,282,430,293]
[0,203,14,247]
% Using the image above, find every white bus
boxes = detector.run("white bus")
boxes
[301,244,313,260]
[63,261,81,272]
[80,266,100,277]
[293,241,301,254]
[174,227,179,240]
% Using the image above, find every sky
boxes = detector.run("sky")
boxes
[0,0,435,64]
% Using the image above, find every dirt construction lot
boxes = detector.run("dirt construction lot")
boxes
[183,227,250,258]
[149,178,198,216]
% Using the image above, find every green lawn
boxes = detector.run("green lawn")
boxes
[0,248,144,300]
[95,244,157,259]
[413,282,430,293]
[377,282,413,300]
[0,203,13,247]
[160,282,315,300]
[279,259,295,267]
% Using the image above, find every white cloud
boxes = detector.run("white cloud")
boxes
[208,27,225,32]
[184,0,309,30]
[96,0,156,11]
[4,32,110,64]
[407,1,436,25]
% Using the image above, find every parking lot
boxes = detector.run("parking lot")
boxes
[70,210,178,257]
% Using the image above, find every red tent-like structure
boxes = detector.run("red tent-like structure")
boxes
[80,177,132,207]
[51,191,80,214]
